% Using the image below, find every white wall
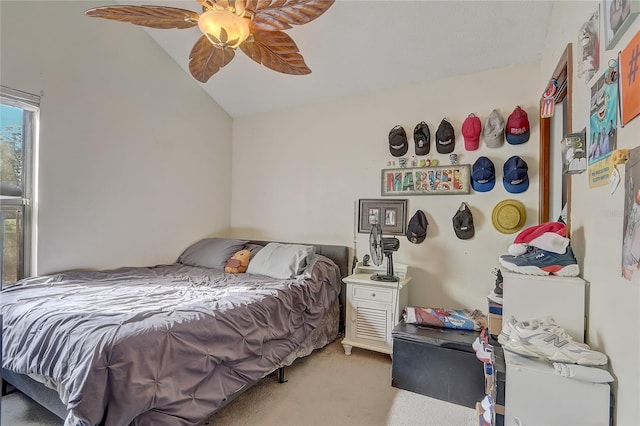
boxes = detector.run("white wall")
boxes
[231,62,540,311]
[542,2,640,425]
[0,1,233,273]
[2,0,638,424]
[231,4,640,421]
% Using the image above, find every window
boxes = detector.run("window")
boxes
[0,86,39,287]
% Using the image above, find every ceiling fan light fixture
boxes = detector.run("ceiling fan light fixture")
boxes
[198,9,249,49]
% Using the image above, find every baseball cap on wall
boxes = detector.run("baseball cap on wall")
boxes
[461,114,482,151]
[506,106,530,145]
[471,156,496,192]
[436,119,456,154]
[452,202,475,240]
[503,155,529,193]
[483,110,505,148]
[389,125,408,157]
[414,122,431,155]
[406,210,428,244]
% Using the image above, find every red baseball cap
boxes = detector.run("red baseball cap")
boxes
[506,106,530,145]
[461,113,482,151]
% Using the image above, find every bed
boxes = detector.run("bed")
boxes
[0,238,349,426]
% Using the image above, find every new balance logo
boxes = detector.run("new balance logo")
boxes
[543,334,569,348]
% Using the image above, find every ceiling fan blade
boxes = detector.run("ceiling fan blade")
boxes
[240,30,310,75]
[85,5,200,29]
[189,35,236,82]
[246,0,335,31]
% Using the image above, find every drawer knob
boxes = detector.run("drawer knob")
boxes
[371,293,376,297]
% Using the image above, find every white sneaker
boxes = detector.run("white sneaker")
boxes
[482,400,493,424]
[499,316,589,348]
[481,394,493,412]
[476,343,493,364]
[503,320,607,365]
[497,316,517,346]
[473,328,489,352]
[487,289,503,304]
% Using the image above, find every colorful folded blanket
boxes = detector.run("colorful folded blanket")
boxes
[403,306,487,331]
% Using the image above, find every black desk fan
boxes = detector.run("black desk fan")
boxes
[369,223,400,282]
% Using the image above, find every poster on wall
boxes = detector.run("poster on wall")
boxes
[588,64,619,187]
[621,146,640,281]
[603,0,640,50]
[619,30,640,126]
[578,7,601,83]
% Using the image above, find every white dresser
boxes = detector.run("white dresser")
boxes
[341,262,410,355]
[504,351,610,426]
[501,271,610,425]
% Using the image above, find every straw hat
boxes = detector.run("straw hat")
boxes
[491,200,526,234]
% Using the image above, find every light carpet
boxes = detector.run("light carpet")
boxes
[2,339,477,425]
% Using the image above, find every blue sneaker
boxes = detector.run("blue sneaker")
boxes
[499,246,579,277]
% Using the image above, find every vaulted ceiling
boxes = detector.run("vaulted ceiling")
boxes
[116,1,553,118]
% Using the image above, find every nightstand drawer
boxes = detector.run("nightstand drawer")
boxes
[352,285,393,303]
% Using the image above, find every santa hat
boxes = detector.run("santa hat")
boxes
[508,221,569,255]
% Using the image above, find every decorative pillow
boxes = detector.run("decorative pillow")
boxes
[246,243,316,279]
[224,249,252,274]
[178,238,248,269]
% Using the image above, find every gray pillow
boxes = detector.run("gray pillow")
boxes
[244,243,264,257]
[178,238,249,269]
[246,243,316,279]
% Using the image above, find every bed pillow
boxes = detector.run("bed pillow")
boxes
[244,243,264,257]
[178,238,248,269]
[246,242,316,279]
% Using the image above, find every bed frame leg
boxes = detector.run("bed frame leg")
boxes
[2,379,8,396]
[277,367,287,383]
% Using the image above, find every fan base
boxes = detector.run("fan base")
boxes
[370,273,399,282]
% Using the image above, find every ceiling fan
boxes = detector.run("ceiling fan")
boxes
[85,0,335,82]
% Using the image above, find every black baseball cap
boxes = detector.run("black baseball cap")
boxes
[436,119,455,154]
[389,125,408,157]
[414,122,430,156]
[406,210,428,244]
[452,202,475,240]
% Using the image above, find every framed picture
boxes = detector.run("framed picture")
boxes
[381,165,471,196]
[561,129,588,175]
[358,199,407,235]
[603,0,639,50]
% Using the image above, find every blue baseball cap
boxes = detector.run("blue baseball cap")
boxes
[471,156,496,192]
[503,155,529,193]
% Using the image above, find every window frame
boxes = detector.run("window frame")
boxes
[1,85,40,286]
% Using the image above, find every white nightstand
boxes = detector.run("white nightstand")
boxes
[341,262,411,355]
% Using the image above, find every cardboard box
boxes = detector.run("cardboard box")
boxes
[487,299,503,315]
[488,313,502,337]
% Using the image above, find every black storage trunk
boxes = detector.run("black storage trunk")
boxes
[391,322,485,408]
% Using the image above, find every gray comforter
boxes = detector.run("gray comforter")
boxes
[0,255,341,426]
